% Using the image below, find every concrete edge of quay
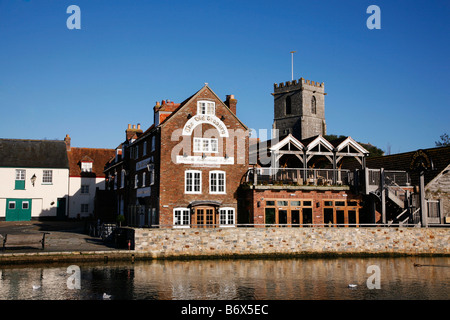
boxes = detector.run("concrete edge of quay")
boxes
[0,249,449,266]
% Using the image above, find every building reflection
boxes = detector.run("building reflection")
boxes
[0,257,449,300]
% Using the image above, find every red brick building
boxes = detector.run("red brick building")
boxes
[105,84,249,227]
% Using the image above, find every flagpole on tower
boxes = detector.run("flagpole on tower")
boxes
[290,51,296,81]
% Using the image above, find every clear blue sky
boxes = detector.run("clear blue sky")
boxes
[1,0,449,154]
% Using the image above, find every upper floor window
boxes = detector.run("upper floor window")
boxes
[151,136,156,152]
[143,141,147,156]
[185,170,201,194]
[120,170,125,189]
[81,162,93,172]
[311,96,317,114]
[42,170,53,184]
[81,185,90,194]
[15,169,26,190]
[193,138,218,153]
[197,101,215,115]
[286,95,292,115]
[210,170,225,194]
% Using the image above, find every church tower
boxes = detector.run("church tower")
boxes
[272,78,326,141]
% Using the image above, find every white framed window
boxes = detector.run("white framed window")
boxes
[173,208,190,228]
[210,170,225,194]
[142,172,146,187]
[15,169,25,180]
[22,201,29,210]
[135,145,139,160]
[81,185,90,194]
[219,207,235,226]
[197,101,215,115]
[8,201,16,210]
[185,170,201,194]
[134,174,138,189]
[81,162,93,172]
[193,138,218,153]
[42,170,53,184]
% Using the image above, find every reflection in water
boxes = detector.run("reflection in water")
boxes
[0,257,449,300]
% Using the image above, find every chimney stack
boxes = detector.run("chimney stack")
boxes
[64,134,71,151]
[126,123,143,141]
[225,94,237,114]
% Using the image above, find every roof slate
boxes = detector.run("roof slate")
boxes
[0,139,69,169]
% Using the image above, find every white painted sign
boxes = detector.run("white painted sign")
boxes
[182,115,228,137]
[176,155,234,165]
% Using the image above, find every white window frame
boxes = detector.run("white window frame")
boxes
[42,170,53,184]
[197,101,215,115]
[209,170,226,194]
[173,208,190,228]
[142,172,146,187]
[219,207,235,227]
[8,201,16,210]
[134,174,138,189]
[193,138,218,153]
[185,170,201,194]
[15,169,25,181]
[22,201,29,210]
[81,162,93,172]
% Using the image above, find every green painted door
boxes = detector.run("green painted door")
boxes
[6,199,32,221]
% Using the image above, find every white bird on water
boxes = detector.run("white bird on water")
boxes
[103,293,112,300]
[32,285,41,290]
[348,284,357,288]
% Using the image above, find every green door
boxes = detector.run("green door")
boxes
[6,199,32,221]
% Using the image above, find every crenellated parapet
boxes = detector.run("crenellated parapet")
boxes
[274,77,325,93]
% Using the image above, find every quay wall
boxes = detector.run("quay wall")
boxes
[134,227,450,258]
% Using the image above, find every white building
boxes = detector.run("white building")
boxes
[65,135,115,219]
[0,139,69,221]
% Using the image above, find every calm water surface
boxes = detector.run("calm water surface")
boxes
[0,257,448,300]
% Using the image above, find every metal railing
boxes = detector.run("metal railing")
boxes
[246,168,352,186]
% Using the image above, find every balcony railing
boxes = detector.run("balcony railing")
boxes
[246,167,353,187]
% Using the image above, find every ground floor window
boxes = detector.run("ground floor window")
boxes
[219,207,235,226]
[264,199,313,227]
[323,200,360,227]
[174,208,190,227]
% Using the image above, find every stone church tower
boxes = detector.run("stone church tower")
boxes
[272,78,326,140]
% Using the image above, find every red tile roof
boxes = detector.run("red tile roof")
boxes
[67,147,115,177]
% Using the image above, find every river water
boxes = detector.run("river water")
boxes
[0,257,448,300]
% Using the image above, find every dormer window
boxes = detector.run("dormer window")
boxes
[81,161,93,172]
[197,101,215,115]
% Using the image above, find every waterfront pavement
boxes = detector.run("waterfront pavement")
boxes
[0,220,118,253]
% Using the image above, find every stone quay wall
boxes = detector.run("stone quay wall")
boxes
[133,227,450,258]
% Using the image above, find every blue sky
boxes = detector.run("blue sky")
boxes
[0,0,449,154]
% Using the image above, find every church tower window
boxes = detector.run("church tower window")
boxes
[285,96,292,115]
[311,96,317,114]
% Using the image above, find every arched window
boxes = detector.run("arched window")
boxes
[311,96,316,114]
[285,96,292,115]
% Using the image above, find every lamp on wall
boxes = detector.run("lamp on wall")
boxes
[31,174,36,187]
